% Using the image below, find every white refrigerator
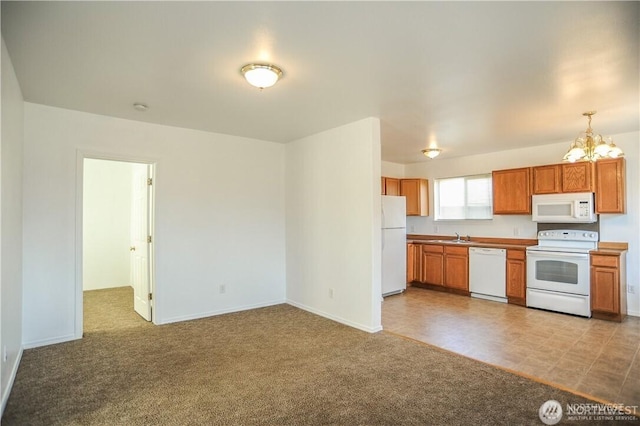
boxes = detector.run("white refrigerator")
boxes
[382,195,407,297]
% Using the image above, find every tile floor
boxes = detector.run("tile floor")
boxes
[382,287,640,409]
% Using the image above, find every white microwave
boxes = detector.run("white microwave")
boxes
[532,192,596,223]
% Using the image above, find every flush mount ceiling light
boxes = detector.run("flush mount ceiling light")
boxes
[133,103,148,112]
[563,111,624,163]
[241,63,283,89]
[421,148,441,159]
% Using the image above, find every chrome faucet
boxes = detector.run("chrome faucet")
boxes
[455,232,461,241]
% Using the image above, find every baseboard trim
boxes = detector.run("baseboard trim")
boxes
[627,309,639,317]
[286,300,382,333]
[157,299,286,325]
[22,333,78,350]
[1,346,23,417]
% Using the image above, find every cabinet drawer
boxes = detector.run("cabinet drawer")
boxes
[422,244,444,253]
[507,249,525,260]
[444,245,468,256]
[591,255,619,268]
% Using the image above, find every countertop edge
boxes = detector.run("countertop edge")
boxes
[407,235,628,252]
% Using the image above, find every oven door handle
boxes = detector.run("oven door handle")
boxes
[526,251,589,260]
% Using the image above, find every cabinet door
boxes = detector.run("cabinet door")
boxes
[595,158,625,214]
[506,259,526,299]
[443,246,468,291]
[400,179,429,216]
[421,246,443,286]
[444,254,468,291]
[591,266,619,314]
[492,167,531,214]
[532,165,561,194]
[562,162,594,192]
[384,178,400,196]
[407,243,421,283]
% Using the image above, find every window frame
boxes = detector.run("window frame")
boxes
[434,173,493,221]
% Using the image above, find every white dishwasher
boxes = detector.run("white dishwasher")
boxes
[469,247,507,303]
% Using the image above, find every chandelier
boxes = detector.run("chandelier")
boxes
[562,111,623,163]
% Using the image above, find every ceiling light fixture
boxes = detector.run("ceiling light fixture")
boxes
[563,111,623,163]
[241,63,283,89]
[421,148,441,159]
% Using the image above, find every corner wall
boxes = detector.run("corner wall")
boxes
[285,117,382,332]
[1,38,24,414]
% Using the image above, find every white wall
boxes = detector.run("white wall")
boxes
[404,132,640,316]
[381,160,405,178]
[286,117,382,332]
[22,103,286,347]
[83,159,138,291]
[1,38,24,413]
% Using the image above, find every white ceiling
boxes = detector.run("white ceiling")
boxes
[2,1,638,164]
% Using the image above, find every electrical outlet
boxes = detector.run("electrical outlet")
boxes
[329,288,334,299]
[433,225,439,233]
[219,284,226,294]
[628,285,636,295]
[410,225,415,233]
[513,227,520,236]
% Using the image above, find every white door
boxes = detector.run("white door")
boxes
[131,165,152,321]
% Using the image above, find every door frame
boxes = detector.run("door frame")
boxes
[74,150,157,339]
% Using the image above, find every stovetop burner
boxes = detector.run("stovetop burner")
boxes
[527,229,598,253]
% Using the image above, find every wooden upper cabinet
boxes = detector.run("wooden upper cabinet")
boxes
[400,178,429,216]
[595,158,625,214]
[492,167,531,214]
[532,165,561,194]
[383,177,400,196]
[561,162,594,193]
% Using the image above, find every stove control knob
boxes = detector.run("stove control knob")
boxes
[583,233,589,237]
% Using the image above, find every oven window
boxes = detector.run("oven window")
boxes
[536,260,578,285]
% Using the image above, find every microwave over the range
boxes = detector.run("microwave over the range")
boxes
[531,192,596,223]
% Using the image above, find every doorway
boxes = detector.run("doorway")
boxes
[81,157,155,334]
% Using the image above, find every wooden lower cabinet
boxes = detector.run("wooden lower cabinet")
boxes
[406,243,421,284]
[506,249,526,306]
[414,244,468,294]
[443,246,469,292]
[591,253,627,322]
[420,245,444,286]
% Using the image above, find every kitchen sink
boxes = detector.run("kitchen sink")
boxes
[426,239,473,244]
